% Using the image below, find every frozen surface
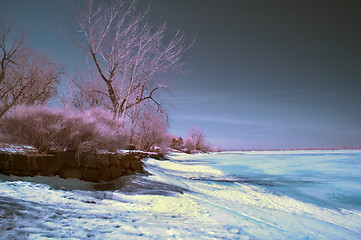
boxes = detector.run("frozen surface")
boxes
[0,143,37,154]
[1,150,361,239]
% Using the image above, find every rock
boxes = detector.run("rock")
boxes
[0,147,147,182]
[130,159,143,172]
[119,156,131,169]
[110,167,124,179]
[82,168,100,182]
[10,154,30,171]
[97,154,110,167]
[18,170,34,177]
[100,167,123,181]
[99,167,113,181]
[31,155,60,176]
[84,153,98,169]
[59,169,82,179]
[109,154,122,167]
[0,152,11,170]
[58,151,76,168]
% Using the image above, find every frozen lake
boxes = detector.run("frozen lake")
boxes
[1,150,361,239]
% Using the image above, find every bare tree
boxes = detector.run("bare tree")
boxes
[70,0,191,119]
[184,127,211,153]
[0,20,62,117]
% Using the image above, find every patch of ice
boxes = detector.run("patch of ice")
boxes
[240,150,361,155]
[145,157,224,179]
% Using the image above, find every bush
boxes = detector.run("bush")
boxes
[184,127,212,153]
[130,106,169,152]
[0,105,128,153]
[170,136,184,150]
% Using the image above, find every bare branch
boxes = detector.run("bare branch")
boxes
[69,0,192,122]
[0,21,62,117]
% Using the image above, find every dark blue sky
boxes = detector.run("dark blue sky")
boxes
[1,0,361,149]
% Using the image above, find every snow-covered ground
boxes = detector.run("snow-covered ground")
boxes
[1,150,361,239]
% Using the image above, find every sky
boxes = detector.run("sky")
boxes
[1,0,361,150]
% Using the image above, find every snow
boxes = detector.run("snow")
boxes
[0,143,37,154]
[146,158,224,178]
[0,178,224,239]
[1,150,361,239]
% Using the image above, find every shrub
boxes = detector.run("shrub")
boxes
[184,127,212,153]
[170,136,184,150]
[0,105,128,153]
[130,106,169,152]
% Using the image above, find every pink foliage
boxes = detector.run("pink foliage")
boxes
[0,105,128,153]
[184,127,212,153]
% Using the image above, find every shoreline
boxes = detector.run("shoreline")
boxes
[224,147,361,152]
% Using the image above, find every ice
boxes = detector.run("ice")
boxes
[1,150,361,239]
[146,158,224,178]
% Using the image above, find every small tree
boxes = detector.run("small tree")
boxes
[184,127,211,153]
[0,20,62,117]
